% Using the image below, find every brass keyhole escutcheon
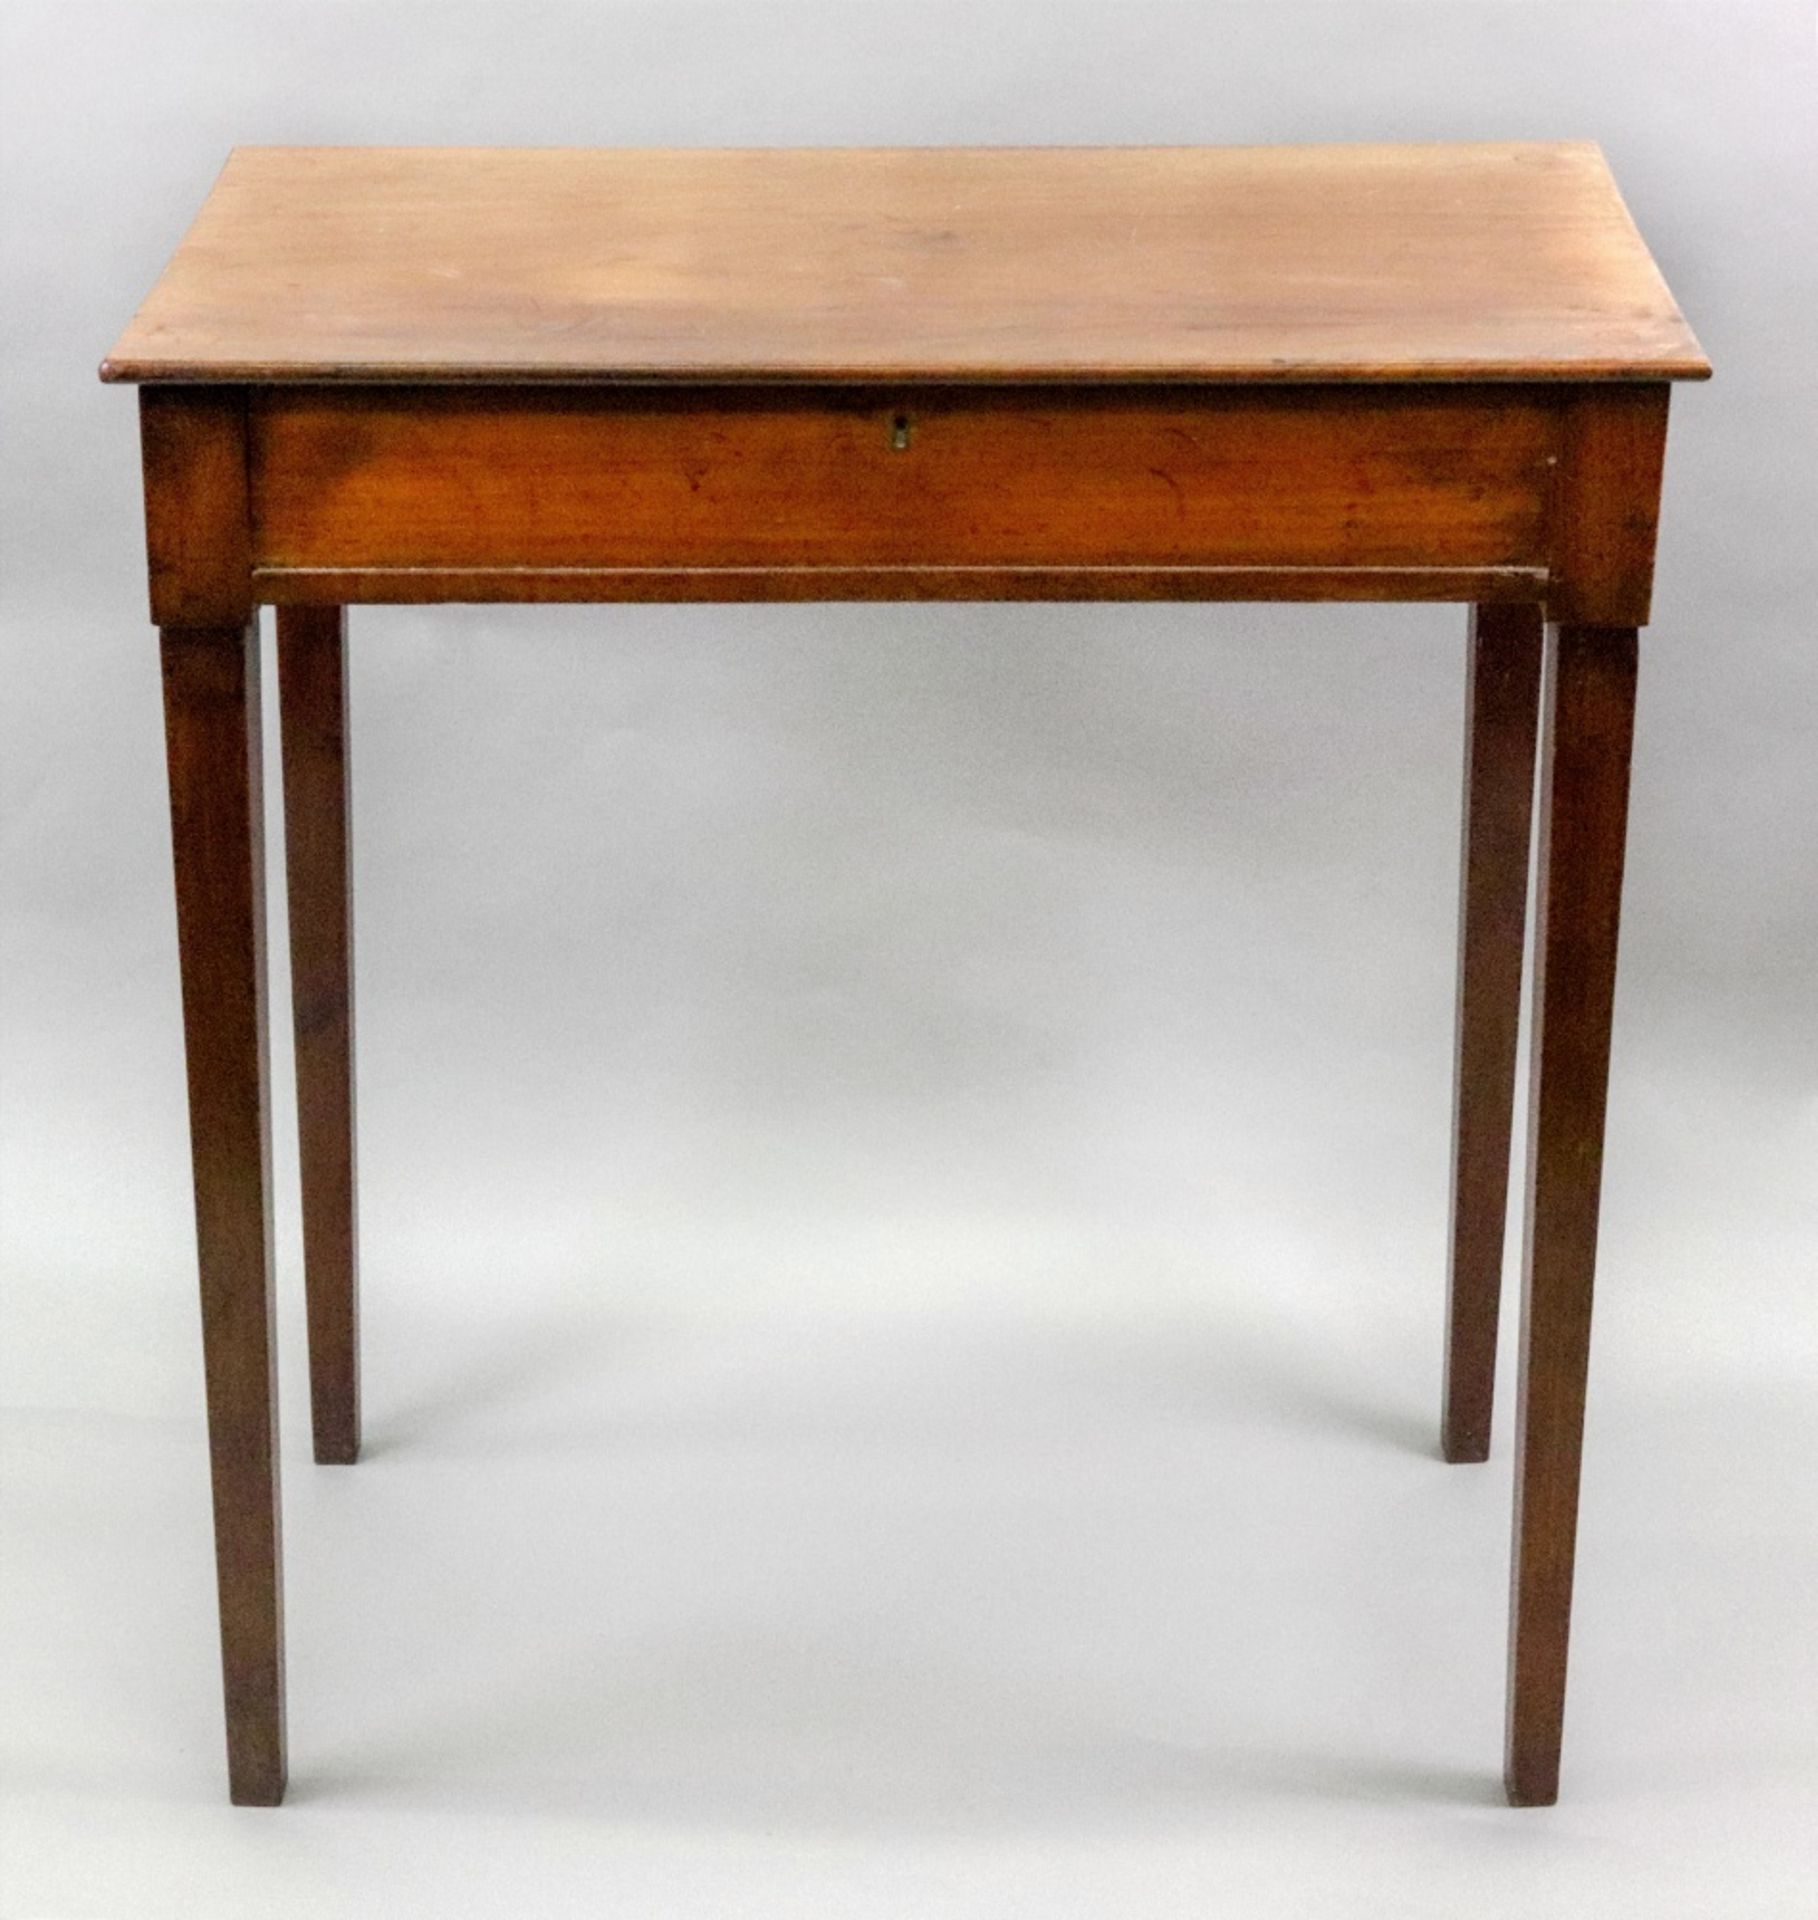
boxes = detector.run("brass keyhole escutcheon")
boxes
[889,411,913,451]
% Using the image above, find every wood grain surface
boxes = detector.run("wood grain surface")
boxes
[139,390,252,625]
[247,385,1559,575]
[101,144,1709,386]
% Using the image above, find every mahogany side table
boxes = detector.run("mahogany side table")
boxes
[101,142,1709,1807]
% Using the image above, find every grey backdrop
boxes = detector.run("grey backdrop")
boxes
[2,2,1814,1915]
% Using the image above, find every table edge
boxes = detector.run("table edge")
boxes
[98,360,1715,385]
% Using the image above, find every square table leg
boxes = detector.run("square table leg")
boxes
[277,605,361,1466]
[1504,621,1638,1807]
[1443,602,1543,1462]
[160,618,287,1807]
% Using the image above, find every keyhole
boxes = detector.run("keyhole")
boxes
[890,412,913,451]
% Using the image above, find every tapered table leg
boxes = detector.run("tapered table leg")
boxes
[1443,602,1543,1462]
[277,606,361,1466]
[1504,622,1637,1808]
[161,619,286,1807]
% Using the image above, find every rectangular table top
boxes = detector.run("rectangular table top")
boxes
[101,142,1708,389]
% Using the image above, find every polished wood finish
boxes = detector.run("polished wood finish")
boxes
[100,144,1708,387]
[140,390,251,626]
[111,143,1701,1807]
[1550,386,1673,625]
[143,376,1672,619]
[160,620,285,1807]
[1506,623,1639,1807]
[277,606,360,1466]
[248,386,1557,580]
[1443,603,1544,1463]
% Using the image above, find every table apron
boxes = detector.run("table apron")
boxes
[140,383,1669,620]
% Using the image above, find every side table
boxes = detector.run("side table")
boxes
[101,142,1709,1806]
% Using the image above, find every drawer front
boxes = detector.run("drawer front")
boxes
[249,386,1558,582]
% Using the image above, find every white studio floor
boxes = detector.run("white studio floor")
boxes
[6,1310,1816,1917]
[6,1006,1816,1917]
